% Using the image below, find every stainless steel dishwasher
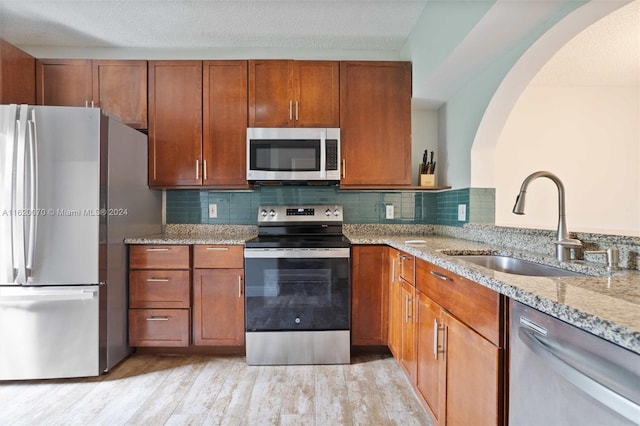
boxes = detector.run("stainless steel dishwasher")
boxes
[509,301,640,425]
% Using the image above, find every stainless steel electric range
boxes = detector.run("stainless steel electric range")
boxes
[244,205,351,365]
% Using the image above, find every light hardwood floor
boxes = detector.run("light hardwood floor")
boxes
[0,351,433,426]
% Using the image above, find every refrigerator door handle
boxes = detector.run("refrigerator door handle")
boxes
[0,288,98,303]
[13,105,28,284]
[25,110,38,277]
[1,105,18,283]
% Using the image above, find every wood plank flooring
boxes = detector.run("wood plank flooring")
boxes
[0,351,433,425]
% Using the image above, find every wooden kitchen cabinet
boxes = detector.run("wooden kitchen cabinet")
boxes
[92,60,148,129]
[203,60,248,187]
[339,61,412,186]
[0,40,35,104]
[36,59,147,129]
[388,249,417,381]
[351,245,388,346]
[192,245,245,346]
[148,60,203,187]
[248,60,339,128]
[128,245,191,347]
[149,60,249,188]
[415,258,505,425]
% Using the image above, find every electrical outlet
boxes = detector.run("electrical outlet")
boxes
[208,203,218,219]
[458,204,467,221]
[385,204,394,219]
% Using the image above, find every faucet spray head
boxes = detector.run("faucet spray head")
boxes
[513,191,527,215]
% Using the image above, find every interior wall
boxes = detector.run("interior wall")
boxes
[411,106,438,186]
[494,1,640,236]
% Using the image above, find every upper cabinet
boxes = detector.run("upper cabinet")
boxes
[0,40,36,104]
[248,60,339,128]
[203,60,248,187]
[340,61,412,186]
[148,60,203,188]
[36,59,148,129]
[148,60,249,189]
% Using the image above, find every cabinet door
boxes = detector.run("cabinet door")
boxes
[340,61,412,185]
[400,279,417,382]
[203,61,248,187]
[351,245,388,345]
[192,269,245,346]
[293,61,339,128]
[445,310,502,426]
[36,59,92,107]
[248,60,293,127]
[0,40,35,104]
[387,250,402,358]
[416,292,446,423]
[148,60,203,187]
[93,60,147,129]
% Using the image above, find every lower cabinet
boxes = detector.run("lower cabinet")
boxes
[192,268,244,346]
[351,245,388,345]
[128,245,191,347]
[128,244,245,349]
[415,258,505,426]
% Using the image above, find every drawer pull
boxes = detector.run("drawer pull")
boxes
[146,316,169,321]
[145,248,169,252]
[146,278,169,282]
[206,247,229,251]
[430,270,452,281]
[405,294,413,322]
[238,276,243,298]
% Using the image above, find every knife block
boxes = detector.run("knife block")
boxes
[420,174,435,187]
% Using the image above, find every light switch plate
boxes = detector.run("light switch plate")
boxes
[385,204,394,219]
[458,204,467,221]
[208,203,218,219]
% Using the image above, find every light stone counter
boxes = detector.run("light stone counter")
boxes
[125,224,639,355]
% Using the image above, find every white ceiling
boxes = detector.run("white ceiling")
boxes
[0,0,426,51]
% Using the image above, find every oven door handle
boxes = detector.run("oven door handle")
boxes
[244,248,350,259]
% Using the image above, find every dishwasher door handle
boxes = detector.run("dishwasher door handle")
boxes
[519,327,640,423]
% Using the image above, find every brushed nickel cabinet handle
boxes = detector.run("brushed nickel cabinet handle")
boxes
[295,101,299,121]
[289,100,293,120]
[146,248,169,252]
[203,159,207,181]
[430,270,452,281]
[146,278,170,282]
[238,276,243,298]
[206,247,229,251]
[341,159,346,178]
[433,319,439,359]
[196,159,200,180]
[146,316,169,321]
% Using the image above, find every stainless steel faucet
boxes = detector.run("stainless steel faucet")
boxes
[513,171,582,261]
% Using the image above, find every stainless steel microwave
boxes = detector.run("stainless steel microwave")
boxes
[246,127,341,182]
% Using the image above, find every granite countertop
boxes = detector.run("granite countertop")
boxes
[125,226,640,355]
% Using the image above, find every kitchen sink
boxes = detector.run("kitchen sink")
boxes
[452,254,586,277]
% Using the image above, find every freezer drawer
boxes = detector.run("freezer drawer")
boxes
[0,285,104,380]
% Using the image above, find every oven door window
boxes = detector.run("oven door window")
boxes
[249,139,320,171]
[245,257,349,331]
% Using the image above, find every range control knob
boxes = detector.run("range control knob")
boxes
[333,208,341,216]
[269,209,276,217]
[260,209,268,218]
[294,317,301,324]
[325,209,332,217]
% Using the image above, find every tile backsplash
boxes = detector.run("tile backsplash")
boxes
[165,186,496,226]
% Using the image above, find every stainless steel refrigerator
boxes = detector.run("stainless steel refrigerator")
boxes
[0,105,161,380]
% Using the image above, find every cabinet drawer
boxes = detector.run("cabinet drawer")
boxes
[129,245,190,269]
[416,259,501,346]
[193,245,243,269]
[129,270,190,308]
[399,252,415,285]
[128,308,190,347]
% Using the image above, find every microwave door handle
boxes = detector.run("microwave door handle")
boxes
[320,130,326,179]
